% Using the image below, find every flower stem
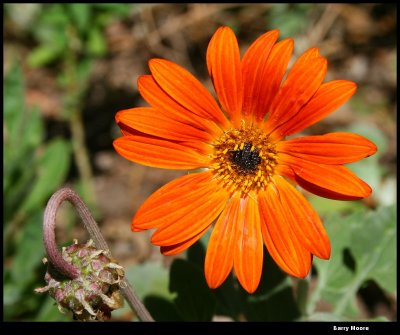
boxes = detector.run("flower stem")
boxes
[43,187,154,322]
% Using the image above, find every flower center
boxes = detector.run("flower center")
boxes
[210,122,277,195]
[229,142,261,174]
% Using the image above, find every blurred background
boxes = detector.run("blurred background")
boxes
[4,4,396,321]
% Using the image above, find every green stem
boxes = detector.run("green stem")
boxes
[296,278,310,318]
[64,24,96,211]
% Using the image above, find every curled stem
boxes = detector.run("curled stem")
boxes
[43,187,154,322]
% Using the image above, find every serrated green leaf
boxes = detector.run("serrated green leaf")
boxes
[310,205,396,319]
[20,138,71,214]
[169,259,216,321]
[349,205,396,293]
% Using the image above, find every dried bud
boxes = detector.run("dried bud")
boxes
[35,239,124,321]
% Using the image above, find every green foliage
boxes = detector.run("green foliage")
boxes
[22,4,132,67]
[268,4,314,38]
[4,64,71,321]
[169,259,217,321]
[307,205,396,320]
[121,202,395,322]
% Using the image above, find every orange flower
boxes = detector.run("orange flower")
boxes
[113,27,377,293]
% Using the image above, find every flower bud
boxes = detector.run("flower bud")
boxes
[35,239,124,321]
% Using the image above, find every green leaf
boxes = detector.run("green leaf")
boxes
[349,205,396,293]
[34,297,71,321]
[20,138,71,214]
[310,205,396,319]
[67,4,92,33]
[10,211,45,287]
[4,64,25,149]
[143,295,183,321]
[241,251,301,321]
[169,259,216,321]
[27,44,64,68]
[87,27,107,57]
[124,261,173,301]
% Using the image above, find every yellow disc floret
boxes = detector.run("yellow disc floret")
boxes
[210,122,277,196]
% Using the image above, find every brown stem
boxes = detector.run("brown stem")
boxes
[43,187,154,321]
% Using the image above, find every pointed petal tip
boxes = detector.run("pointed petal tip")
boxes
[239,280,259,294]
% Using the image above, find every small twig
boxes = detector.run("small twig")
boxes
[43,187,154,322]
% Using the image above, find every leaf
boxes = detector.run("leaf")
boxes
[20,138,71,214]
[124,261,173,301]
[34,297,71,321]
[349,205,396,293]
[27,45,64,68]
[169,259,216,321]
[310,205,396,319]
[240,250,301,321]
[10,211,45,287]
[87,27,107,57]
[143,295,183,321]
[67,4,91,33]
[4,64,25,149]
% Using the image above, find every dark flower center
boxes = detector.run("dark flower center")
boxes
[229,142,261,174]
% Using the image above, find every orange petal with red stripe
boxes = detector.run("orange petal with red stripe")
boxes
[134,179,219,230]
[265,48,327,135]
[241,29,280,122]
[233,194,263,293]
[151,187,228,246]
[160,226,209,256]
[132,171,213,231]
[279,153,372,200]
[207,26,243,127]
[113,135,211,170]
[273,176,330,259]
[277,80,357,137]
[138,75,223,138]
[276,132,377,164]
[149,58,230,129]
[259,186,312,278]
[116,107,213,142]
[205,195,242,289]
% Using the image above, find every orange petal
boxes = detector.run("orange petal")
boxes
[151,187,229,246]
[259,186,312,278]
[233,194,263,293]
[241,30,280,122]
[276,132,377,165]
[134,178,219,230]
[116,107,213,142]
[277,80,357,137]
[265,48,327,135]
[205,195,242,289]
[149,59,230,129]
[138,75,223,138]
[160,226,209,256]
[207,26,243,127]
[132,171,213,230]
[113,135,211,170]
[279,153,373,200]
[273,176,330,259]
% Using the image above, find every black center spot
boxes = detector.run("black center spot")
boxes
[229,142,261,174]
